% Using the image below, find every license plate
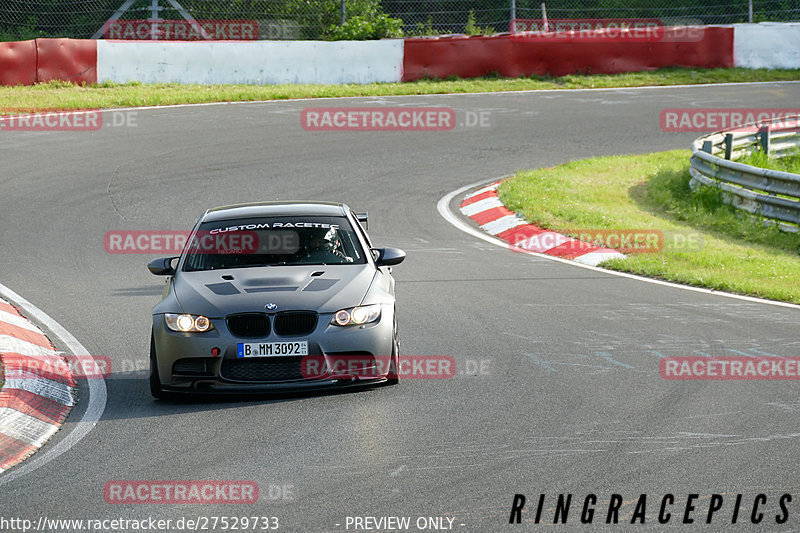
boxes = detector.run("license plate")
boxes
[237,341,308,357]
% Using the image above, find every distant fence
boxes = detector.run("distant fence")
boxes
[690,115,800,230]
[1,0,799,41]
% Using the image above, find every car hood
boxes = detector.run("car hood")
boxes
[170,264,376,317]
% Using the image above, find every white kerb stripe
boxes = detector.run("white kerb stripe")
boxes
[460,197,503,216]
[515,232,572,253]
[481,215,526,235]
[0,408,59,448]
[573,251,626,267]
[5,368,68,382]
[0,336,57,357]
[3,378,75,407]
[463,182,500,199]
[0,311,43,334]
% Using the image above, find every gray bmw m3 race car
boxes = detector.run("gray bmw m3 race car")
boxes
[147,201,405,397]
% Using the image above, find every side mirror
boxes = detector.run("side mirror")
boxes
[148,257,178,276]
[373,247,405,267]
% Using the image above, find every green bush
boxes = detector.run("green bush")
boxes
[284,0,403,39]
[325,12,403,39]
[0,16,47,41]
[738,148,800,174]
[464,10,494,36]
[406,17,440,37]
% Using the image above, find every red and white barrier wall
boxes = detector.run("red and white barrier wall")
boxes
[97,40,403,84]
[0,24,797,87]
[734,23,800,69]
[404,26,733,80]
[0,38,97,86]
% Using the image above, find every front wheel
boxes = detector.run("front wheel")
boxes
[386,315,400,385]
[150,332,164,399]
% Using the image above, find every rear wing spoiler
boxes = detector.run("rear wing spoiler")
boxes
[355,212,368,230]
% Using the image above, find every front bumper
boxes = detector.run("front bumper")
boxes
[151,307,395,393]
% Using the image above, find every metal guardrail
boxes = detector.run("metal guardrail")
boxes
[689,115,800,230]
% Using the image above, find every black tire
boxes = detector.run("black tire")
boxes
[150,332,164,399]
[386,315,400,385]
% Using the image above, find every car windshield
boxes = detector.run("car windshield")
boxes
[182,216,367,271]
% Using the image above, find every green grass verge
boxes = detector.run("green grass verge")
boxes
[1,67,799,114]
[498,150,800,303]
[738,149,800,174]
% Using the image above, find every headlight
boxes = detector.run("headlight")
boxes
[331,304,381,326]
[165,313,214,332]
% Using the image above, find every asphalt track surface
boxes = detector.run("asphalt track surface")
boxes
[1,82,800,532]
